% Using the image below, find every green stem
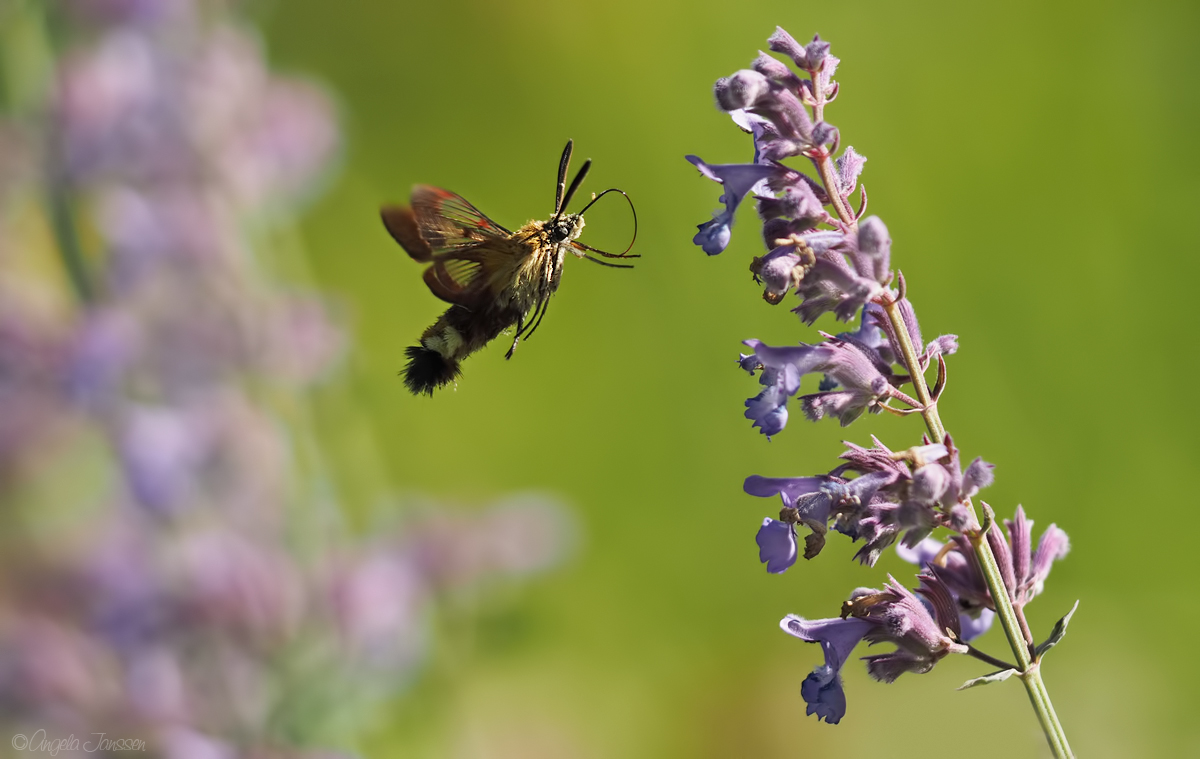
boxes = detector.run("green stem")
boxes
[882,297,945,442]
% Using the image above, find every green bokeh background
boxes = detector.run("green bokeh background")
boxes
[258,1,1199,756]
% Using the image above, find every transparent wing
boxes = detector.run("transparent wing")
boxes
[410,185,512,253]
[422,249,490,305]
[381,185,524,306]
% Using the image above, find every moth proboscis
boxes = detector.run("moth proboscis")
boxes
[380,140,637,396]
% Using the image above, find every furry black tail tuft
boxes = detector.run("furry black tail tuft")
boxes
[402,345,460,395]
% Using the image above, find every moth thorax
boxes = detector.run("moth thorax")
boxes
[547,213,585,245]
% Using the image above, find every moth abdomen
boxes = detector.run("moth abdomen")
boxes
[402,344,461,396]
[402,306,513,394]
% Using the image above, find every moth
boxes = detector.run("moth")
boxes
[381,140,637,395]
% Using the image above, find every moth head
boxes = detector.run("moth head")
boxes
[549,213,586,246]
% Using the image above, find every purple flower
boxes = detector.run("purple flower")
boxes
[793,253,883,324]
[693,26,1079,741]
[743,364,795,437]
[851,215,891,285]
[800,336,893,426]
[752,245,806,304]
[686,31,901,326]
[781,576,967,723]
[895,537,996,642]
[740,333,899,435]
[686,156,776,255]
[747,474,841,571]
[115,404,213,514]
[779,614,870,723]
[1007,505,1071,606]
[747,476,838,567]
[745,438,996,567]
[835,146,866,198]
[894,505,1069,622]
[739,338,832,437]
[756,518,798,574]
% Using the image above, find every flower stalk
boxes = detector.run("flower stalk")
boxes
[833,152,1073,758]
[687,26,1076,756]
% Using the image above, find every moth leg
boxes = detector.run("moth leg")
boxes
[505,316,524,360]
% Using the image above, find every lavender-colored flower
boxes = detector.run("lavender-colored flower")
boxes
[835,146,866,198]
[115,403,212,514]
[781,576,967,723]
[800,336,892,426]
[833,436,993,563]
[694,27,1076,747]
[739,338,832,437]
[779,614,869,723]
[739,332,900,435]
[747,476,837,569]
[686,156,776,255]
[895,537,995,642]
[852,215,891,285]
[328,549,428,671]
[687,32,903,326]
[745,438,995,566]
[756,517,798,574]
[895,504,1069,620]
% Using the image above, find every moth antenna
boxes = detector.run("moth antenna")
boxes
[557,159,592,220]
[576,188,638,256]
[554,140,574,216]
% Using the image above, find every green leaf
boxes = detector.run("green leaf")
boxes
[1035,600,1080,660]
[958,668,1018,690]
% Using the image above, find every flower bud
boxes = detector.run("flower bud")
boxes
[714,70,769,111]
[751,51,801,89]
[767,27,810,69]
[805,35,831,72]
[856,215,892,284]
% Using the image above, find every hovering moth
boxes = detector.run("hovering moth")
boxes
[381,140,637,395]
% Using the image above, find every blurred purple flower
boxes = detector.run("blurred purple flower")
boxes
[0,3,575,755]
[115,404,212,514]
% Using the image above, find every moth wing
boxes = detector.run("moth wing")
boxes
[380,204,433,262]
[422,248,491,305]
[383,185,526,305]
[381,185,511,260]
[410,185,512,252]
